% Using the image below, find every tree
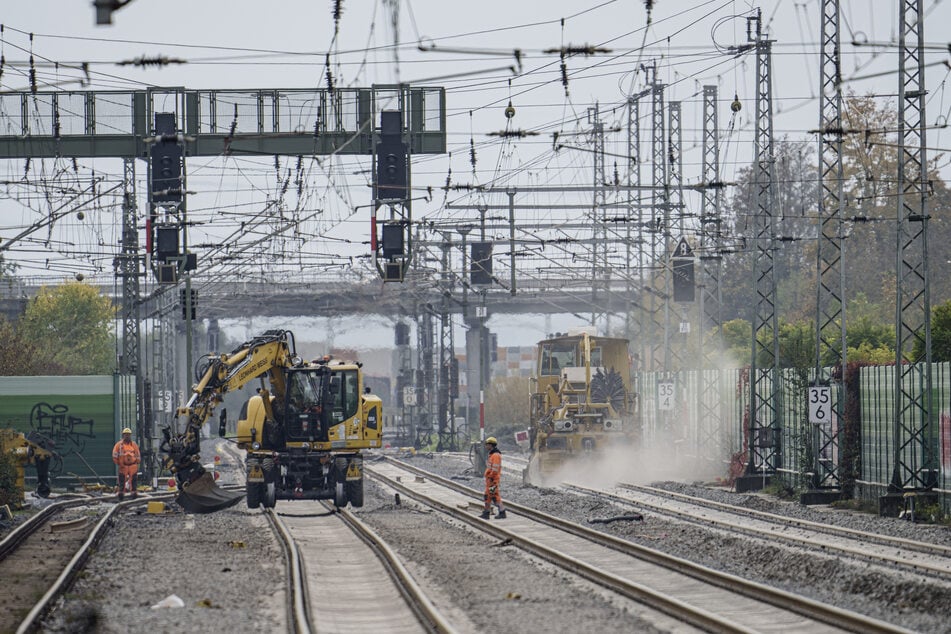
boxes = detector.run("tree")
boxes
[913,299,951,362]
[716,319,751,366]
[0,316,66,375]
[18,281,115,375]
[719,138,819,323]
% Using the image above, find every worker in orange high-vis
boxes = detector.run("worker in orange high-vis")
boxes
[112,427,141,500]
[480,437,507,519]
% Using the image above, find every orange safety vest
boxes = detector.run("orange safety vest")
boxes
[112,439,140,474]
[484,448,502,484]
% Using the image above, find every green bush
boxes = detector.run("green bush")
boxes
[0,450,23,507]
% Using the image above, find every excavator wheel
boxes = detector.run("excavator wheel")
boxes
[333,481,348,508]
[346,478,364,508]
[247,482,262,509]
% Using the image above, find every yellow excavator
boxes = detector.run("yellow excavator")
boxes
[163,329,383,513]
[0,429,55,507]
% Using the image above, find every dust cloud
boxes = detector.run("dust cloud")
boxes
[536,440,728,490]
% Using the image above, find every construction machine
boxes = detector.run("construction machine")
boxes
[163,330,383,513]
[524,328,639,484]
[0,429,55,507]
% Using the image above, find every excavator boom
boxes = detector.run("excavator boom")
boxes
[162,330,297,512]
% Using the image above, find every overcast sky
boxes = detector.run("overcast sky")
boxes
[1,1,949,347]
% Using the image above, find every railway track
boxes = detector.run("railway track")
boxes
[562,481,951,583]
[369,456,911,634]
[216,438,452,634]
[0,495,149,634]
[264,501,453,634]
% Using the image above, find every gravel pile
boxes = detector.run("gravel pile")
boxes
[398,451,951,634]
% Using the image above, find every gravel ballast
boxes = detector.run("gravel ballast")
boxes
[395,451,951,634]
[30,444,951,633]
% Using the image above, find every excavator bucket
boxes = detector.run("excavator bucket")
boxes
[175,472,244,514]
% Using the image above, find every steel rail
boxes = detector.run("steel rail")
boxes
[376,457,912,634]
[0,497,92,562]
[619,481,951,558]
[568,481,951,582]
[334,503,456,634]
[264,508,313,634]
[14,500,139,634]
[366,462,745,634]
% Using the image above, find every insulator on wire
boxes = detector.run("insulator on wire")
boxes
[469,138,477,171]
[325,54,335,94]
[560,60,569,96]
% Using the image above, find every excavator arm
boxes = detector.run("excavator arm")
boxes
[161,330,298,513]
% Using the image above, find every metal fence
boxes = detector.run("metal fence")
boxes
[637,363,950,512]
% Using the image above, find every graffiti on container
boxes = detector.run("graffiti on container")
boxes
[29,402,95,463]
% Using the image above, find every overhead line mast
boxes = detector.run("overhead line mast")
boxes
[889,0,938,507]
[811,0,846,497]
[741,9,782,491]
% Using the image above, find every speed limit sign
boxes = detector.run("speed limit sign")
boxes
[808,386,831,424]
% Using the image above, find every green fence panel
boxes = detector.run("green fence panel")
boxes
[0,375,124,491]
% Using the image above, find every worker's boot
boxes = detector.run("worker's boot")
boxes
[496,510,507,519]
[479,509,491,519]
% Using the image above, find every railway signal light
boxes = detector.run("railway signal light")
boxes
[151,113,182,203]
[180,287,197,320]
[375,110,407,201]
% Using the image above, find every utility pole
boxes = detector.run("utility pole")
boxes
[589,104,608,330]
[889,0,937,510]
[626,91,644,349]
[648,64,668,375]
[666,101,685,375]
[698,85,724,464]
[117,157,150,478]
[811,0,846,497]
[437,235,456,451]
[416,304,436,448]
[740,10,781,491]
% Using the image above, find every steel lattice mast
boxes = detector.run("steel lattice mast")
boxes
[590,104,608,328]
[746,10,782,479]
[666,100,684,372]
[437,236,456,451]
[812,0,846,489]
[628,90,648,368]
[698,85,724,461]
[891,0,937,492]
[117,158,149,474]
[648,66,668,372]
